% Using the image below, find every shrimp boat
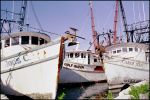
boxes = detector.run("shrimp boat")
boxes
[59,28,106,84]
[1,1,66,99]
[60,50,106,84]
[100,1,149,85]
[103,42,149,85]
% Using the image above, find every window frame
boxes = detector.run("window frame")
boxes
[31,36,39,45]
[21,36,29,45]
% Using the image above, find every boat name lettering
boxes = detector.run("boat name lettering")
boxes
[122,60,144,68]
[64,63,73,67]
[5,54,31,67]
[5,58,21,67]
[64,63,84,69]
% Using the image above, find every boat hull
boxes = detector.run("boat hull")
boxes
[59,63,106,83]
[103,57,149,85]
[1,37,64,99]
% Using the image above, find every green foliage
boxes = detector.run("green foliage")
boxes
[107,91,113,99]
[58,92,66,100]
[129,83,149,99]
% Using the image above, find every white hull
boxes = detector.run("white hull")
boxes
[104,57,149,85]
[59,62,106,83]
[1,37,64,99]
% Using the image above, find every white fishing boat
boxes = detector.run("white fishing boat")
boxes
[103,43,149,85]
[58,25,107,84]
[1,1,66,99]
[60,50,106,84]
[99,1,149,85]
[1,32,65,99]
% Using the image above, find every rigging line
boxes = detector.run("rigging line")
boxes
[87,33,99,50]
[103,2,115,29]
[132,1,136,24]
[142,1,146,21]
[11,21,61,36]
[138,2,141,22]
[30,1,44,31]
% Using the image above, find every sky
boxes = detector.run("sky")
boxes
[1,1,149,51]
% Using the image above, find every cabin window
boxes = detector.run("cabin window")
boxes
[12,36,19,45]
[70,53,73,58]
[81,53,86,58]
[129,48,133,52]
[21,36,29,44]
[113,50,116,54]
[94,59,97,62]
[122,48,127,52]
[117,49,121,53]
[5,38,10,47]
[32,36,38,45]
[75,53,80,58]
[39,38,44,45]
[135,47,138,52]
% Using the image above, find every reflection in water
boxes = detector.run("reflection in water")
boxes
[56,82,108,99]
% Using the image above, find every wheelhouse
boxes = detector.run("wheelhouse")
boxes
[65,50,102,66]
[1,32,51,49]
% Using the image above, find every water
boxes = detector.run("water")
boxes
[56,82,109,99]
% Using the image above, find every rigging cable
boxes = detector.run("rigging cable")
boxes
[142,1,146,21]
[138,2,141,22]
[132,1,136,24]
[103,2,115,30]
[30,1,44,31]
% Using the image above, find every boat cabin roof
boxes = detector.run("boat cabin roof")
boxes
[105,42,149,51]
[1,31,51,42]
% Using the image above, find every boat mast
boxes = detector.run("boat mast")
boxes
[119,0,129,42]
[89,1,99,53]
[113,0,119,44]
[19,1,27,31]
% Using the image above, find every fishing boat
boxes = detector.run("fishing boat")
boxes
[99,1,149,85]
[1,1,66,99]
[103,42,149,85]
[60,50,106,84]
[59,27,106,84]
[1,32,65,99]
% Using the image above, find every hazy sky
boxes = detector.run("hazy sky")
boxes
[1,1,149,51]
